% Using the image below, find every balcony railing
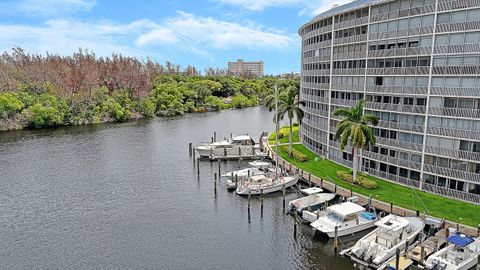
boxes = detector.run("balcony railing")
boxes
[303,25,333,38]
[331,84,365,92]
[425,146,480,162]
[366,66,430,75]
[334,34,367,45]
[334,16,369,30]
[377,120,424,133]
[363,150,422,171]
[376,137,423,152]
[369,26,433,41]
[436,20,480,33]
[434,43,480,54]
[332,68,366,75]
[330,98,359,107]
[423,183,480,204]
[362,167,421,188]
[303,69,332,76]
[302,106,329,117]
[432,65,480,75]
[303,55,331,63]
[430,86,480,97]
[332,51,366,60]
[301,94,329,104]
[302,82,330,90]
[427,126,480,141]
[365,85,428,95]
[303,40,332,51]
[438,0,480,11]
[366,102,426,114]
[368,46,431,58]
[428,106,480,119]
[423,164,480,184]
[370,4,436,22]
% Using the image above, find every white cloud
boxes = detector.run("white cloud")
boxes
[214,0,353,16]
[0,12,296,61]
[136,12,296,51]
[0,0,96,16]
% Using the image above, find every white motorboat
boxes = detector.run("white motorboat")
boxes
[221,167,265,180]
[425,233,480,270]
[248,161,271,169]
[195,135,259,157]
[310,202,378,237]
[346,215,425,268]
[288,193,336,214]
[235,174,299,195]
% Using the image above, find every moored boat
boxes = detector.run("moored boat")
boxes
[288,193,336,215]
[310,201,378,238]
[345,215,425,268]
[195,135,259,157]
[425,233,480,270]
[235,174,299,195]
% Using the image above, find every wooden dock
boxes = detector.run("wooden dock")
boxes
[406,228,447,265]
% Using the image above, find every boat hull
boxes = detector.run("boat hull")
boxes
[312,220,377,238]
[235,176,299,195]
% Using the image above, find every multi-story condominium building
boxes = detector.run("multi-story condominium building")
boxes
[299,0,480,204]
[228,59,264,77]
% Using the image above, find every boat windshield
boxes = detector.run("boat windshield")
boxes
[327,211,344,222]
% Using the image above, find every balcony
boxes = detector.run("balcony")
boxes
[366,66,430,75]
[332,68,366,75]
[376,137,423,152]
[302,106,329,117]
[303,55,331,63]
[430,86,480,97]
[333,34,367,45]
[366,85,428,95]
[423,164,480,184]
[302,69,331,76]
[425,146,480,162]
[428,107,480,119]
[331,84,365,92]
[303,25,333,38]
[432,65,480,75]
[377,120,424,133]
[368,46,431,58]
[436,20,480,34]
[438,0,480,12]
[423,183,480,204]
[427,126,480,141]
[334,16,369,30]
[363,150,422,171]
[434,43,480,54]
[370,4,436,22]
[332,51,366,60]
[329,140,352,153]
[301,82,330,90]
[301,94,329,104]
[330,98,358,107]
[369,26,433,41]
[366,102,427,114]
[302,117,329,131]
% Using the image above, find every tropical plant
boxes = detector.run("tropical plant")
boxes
[333,100,378,181]
[272,85,304,156]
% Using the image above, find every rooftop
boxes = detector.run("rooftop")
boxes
[328,202,365,216]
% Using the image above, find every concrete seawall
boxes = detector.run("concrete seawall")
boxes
[264,139,479,236]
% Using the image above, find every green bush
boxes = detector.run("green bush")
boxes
[293,122,299,127]
[284,146,308,162]
[0,92,24,118]
[140,96,156,117]
[336,171,378,189]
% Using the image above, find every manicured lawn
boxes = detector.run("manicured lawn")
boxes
[268,125,299,145]
[269,127,480,227]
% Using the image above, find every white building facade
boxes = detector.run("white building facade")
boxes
[299,0,480,203]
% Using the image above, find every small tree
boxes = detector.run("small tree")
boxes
[333,100,378,181]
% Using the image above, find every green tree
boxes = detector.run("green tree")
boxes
[333,100,379,181]
[274,85,304,156]
[0,92,24,118]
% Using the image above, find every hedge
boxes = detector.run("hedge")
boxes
[283,146,308,162]
[336,171,378,189]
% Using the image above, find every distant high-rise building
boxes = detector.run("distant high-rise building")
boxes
[299,0,480,204]
[228,59,264,77]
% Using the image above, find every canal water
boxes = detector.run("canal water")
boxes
[0,107,358,269]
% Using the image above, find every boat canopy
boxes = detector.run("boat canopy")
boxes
[233,135,253,141]
[328,202,365,217]
[447,233,475,247]
[301,187,323,195]
[375,215,410,231]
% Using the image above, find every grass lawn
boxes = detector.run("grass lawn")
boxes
[268,125,299,145]
[269,127,480,227]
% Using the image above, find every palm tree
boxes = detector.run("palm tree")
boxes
[333,100,378,181]
[274,85,304,156]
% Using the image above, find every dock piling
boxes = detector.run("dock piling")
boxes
[197,158,200,178]
[218,160,221,177]
[248,190,251,224]
[309,173,312,187]
[193,150,196,165]
[334,226,339,254]
[214,173,217,196]
[282,184,286,212]
[420,246,425,264]
[260,189,264,220]
[235,174,238,188]
[395,248,400,270]
[390,202,393,214]
[293,213,297,240]
[188,143,192,156]
[211,137,214,143]
[214,131,216,142]
[477,224,480,237]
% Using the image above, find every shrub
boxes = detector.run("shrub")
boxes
[336,171,378,189]
[293,122,299,127]
[284,146,308,162]
[140,97,156,117]
[0,92,24,118]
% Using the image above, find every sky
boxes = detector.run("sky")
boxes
[0,0,351,75]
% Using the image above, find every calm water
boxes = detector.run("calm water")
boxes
[0,107,357,269]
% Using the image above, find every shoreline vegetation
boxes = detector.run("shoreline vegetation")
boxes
[0,48,299,131]
[270,126,480,227]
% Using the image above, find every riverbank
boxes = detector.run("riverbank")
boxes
[268,126,480,227]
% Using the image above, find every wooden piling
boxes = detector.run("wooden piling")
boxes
[309,173,312,187]
[420,246,425,265]
[248,190,251,224]
[214,131,216,142]
[293,213,297,239]
[197,158,200,178]
[218,160,221,177]
[214,173,217,196]
[193,150,196,164]
[188,142,192,156]
[416,210,420,217]
[334,226,339,253]
[456,223,460,232]
[350,189,353,198]
[395,248,400,270]
[334,183,337,193]
[477,224,480,237]
[260,189,264,220]
[235,174,238,187]
[390,202,393,214]
[224,147,227,157]
[211,137,214,143]
[282,184,286,212]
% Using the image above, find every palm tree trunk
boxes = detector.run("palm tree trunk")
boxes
[289,117,293,156]
[352,146,358,181]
